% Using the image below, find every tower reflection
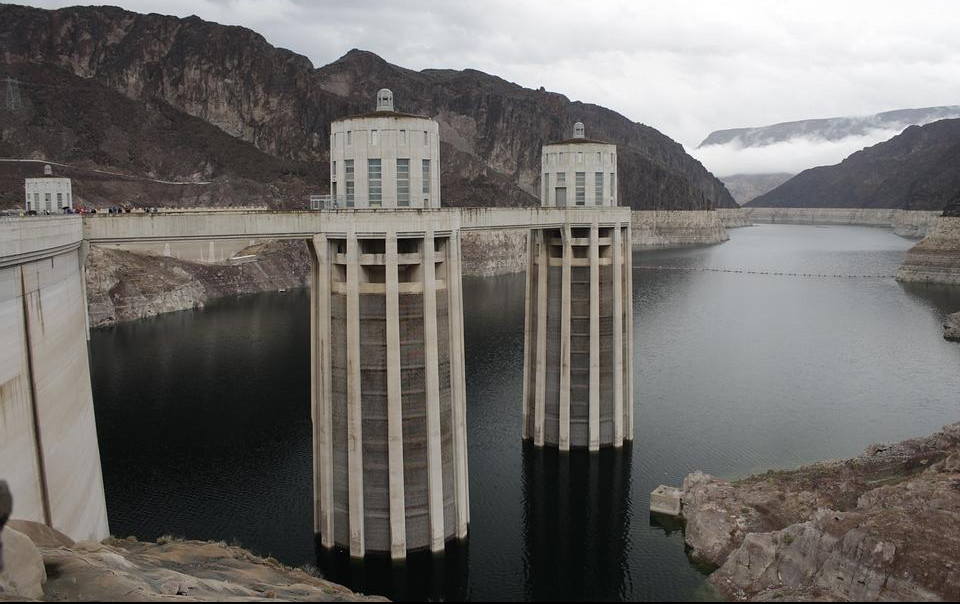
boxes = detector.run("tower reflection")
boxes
[522,441,633,600]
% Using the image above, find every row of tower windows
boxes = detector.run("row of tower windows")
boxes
[336,130,431,147]
[544,151,615,165]
[331,158,432,207]
[542,172,615,206]
[25,191,71,211]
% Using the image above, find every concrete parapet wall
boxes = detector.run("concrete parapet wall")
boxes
[0,218,108,543]
[0,216,83,267]
[631,210,729,247]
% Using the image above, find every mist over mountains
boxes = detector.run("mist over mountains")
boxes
[747,118,960,211]
[694,105,960,177]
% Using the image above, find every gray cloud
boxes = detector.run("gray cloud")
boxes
[23,0,960,176]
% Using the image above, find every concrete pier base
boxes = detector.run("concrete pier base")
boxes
[523,218,633,450]
[308,214,469,558]
[650,485,683,517]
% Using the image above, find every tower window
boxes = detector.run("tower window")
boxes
[368,159,382,206]
[575,172,585,205]
[345,160,354,206]
[595,172,603,205]
[397,159,410,207]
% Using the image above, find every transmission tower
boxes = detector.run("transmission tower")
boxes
[5,77,22,111]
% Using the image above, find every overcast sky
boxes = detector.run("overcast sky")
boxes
[24,0,960,174]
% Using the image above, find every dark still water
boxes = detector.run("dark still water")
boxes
[90,224,960,602]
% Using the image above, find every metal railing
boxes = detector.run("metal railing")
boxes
[309,195,354,210]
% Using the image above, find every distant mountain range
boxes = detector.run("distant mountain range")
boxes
[0,3,735,210]
[747,119,960,210]
[718,173,794,205]
[699,106,960,149]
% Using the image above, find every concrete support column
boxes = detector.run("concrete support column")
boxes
[534,230,548,448]
[310,234,335,547]
[384,232,407,559]
[448,231,470,538]
[588,221,600,452]
[345,233,365,557]
[559,224,572,451]
[625,222,635,441]
[522,230,534,441]
[612,225,624,448]
[422,229,445,553]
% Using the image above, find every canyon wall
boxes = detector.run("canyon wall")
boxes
[631,210,729,247]
[896,217,960,285]
[738,207,941,238]
[85,241,310,327]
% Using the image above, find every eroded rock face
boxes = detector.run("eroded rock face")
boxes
[897,217,960,285]
[85,241,311,327]
[945,312,960,341]
[632,210,729,247]
[682,423,960,601]
[38,536,385,602]
[0,526,46,599]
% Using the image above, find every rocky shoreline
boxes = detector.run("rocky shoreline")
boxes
[0,512,382,601]
[679,423,960,602]
[85,241,312,327]
[896,217,960,285]
[944,312,960,341]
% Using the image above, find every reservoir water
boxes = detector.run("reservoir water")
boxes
[90,224,960,601]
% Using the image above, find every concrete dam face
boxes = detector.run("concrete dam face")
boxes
[0,216,109,543]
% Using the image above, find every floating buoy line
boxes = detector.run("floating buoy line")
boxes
[635,265,895,279]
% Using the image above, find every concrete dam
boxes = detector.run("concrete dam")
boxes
[0,205,635,558]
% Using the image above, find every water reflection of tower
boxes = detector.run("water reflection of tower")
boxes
[521,442,633,601]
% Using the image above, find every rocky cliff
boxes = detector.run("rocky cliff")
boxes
[86,241,311,327]
[748,119,960,210]
[0,61,324,209]
[682,423,960,602]
[0,518,382,601]
[632,210,729,246]
[896,216,960,285]
[719,173,794,205]
[0,3,735,211]
[944,312,960,341]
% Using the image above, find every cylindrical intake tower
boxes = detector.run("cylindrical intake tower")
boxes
[309,212,469,559]
[329,89,441,209]
[540,122,618,207]
[522,218,634,450]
